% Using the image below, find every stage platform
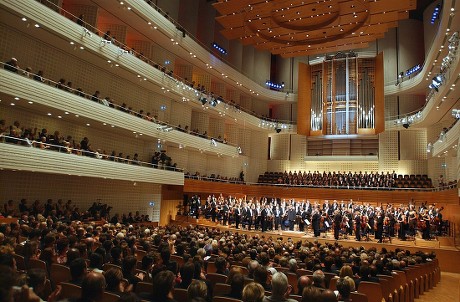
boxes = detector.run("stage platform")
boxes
[172,215,460,274]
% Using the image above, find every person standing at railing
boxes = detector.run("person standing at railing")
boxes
[4,57,19,73]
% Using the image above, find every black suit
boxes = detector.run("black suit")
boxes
[234,208,241,229]
[355,215,361,241]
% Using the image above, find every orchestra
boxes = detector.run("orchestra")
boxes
[189,194,447,241]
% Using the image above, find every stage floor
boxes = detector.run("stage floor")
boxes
[172,215,460,273]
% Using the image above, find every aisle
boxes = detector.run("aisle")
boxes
[416,272,460,302]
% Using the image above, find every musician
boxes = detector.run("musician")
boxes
[300,206,309,232]
[421,212,431,240]
[261,204,269,232]
[312,209,321,237]
[221,202,229,226]
[287,204,296,231]
[274,204,282,231]
[244,205,253,230]
[354,211,361,241]
[375,211,384,243]
[234,205,241,229]
[368,208,375,235]
[333,210,342,240]
[210,196,217,222]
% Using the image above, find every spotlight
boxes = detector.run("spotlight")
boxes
[276,128,282,133]
[402,123,410,129]
[118,48,129,56]
[82,28,92,37]
[237,147,242,154]
[101,38,112,46]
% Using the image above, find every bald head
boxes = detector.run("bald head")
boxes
[297,275,312,295]
[81,272,106,300]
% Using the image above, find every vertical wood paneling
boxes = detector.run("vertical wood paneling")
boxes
[375,52,385,134]
[297,62,310,135]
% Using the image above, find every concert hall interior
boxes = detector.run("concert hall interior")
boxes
[0,0,460,301]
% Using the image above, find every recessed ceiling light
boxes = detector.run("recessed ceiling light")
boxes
[86,123,90,126]
[28,101,33,104]
[70,41,74,45]
[47,113,52,116]
[21,17,27,21]
[64,111,69,115]
[34,24,40,28]
[80,46,84,50]
[14,97,19,100]
[75,114,79,117]
[58,115,62,119]
[10,102,15,106]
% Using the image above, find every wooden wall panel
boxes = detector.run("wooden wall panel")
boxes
[160,185,184,226]
[375,52,385,134]
[297,62,311,135]
[183,179,459,205]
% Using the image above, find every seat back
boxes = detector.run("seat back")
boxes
[135,282,153,295]
[206,273,228,289]
[101,291,119,302]
[59,282,82,300]
[28,259,48,273]
[214,283,231,297]
[358,281,384,302]
[14,254,26,271]
[50,263,71,286]
[212,297,242,302]
[102,263,121,272]
[173,288,189,302]
[350,292,369,302]
[329,277,339,290]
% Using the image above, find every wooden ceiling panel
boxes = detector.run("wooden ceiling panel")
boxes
[213,0,417,57]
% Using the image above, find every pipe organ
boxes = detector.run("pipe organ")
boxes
[307,53,383,136]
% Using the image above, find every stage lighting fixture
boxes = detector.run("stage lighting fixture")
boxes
[200,97,207,105]
[276,128,282,133]
[402,123,410,129]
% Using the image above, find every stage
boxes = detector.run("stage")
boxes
[172,215,460,274]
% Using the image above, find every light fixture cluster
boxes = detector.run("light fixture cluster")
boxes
[394,112,422,128]
[405,64,421,77]
[258,120,288,132]
[431,4,442,24]
[452,109,460,119]
[265,80,285,90]
[212,42,227,55]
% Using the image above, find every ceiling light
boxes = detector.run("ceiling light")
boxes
[28,101,33,104]
[75,114,79,117]
[34,24,40,28]
[64,111,69,115]
[21,17,27,21]
[10,102,15,106]
[58,115,62,119]
[47,113,52,116]
[86,123,90,126]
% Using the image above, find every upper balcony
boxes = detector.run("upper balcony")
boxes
[0,138,184,185]
[0,67,242,158]
[0,0,296,134]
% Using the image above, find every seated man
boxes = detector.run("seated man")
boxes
[69,258,88,286]
[77,271,106,302]
[312,270,326,291]
[263,272,297,302]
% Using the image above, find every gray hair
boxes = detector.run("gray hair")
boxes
[271,272,289,297]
